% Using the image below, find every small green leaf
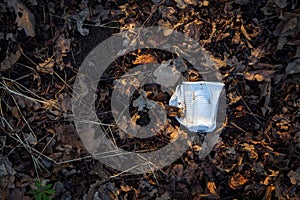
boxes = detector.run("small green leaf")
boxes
[45,189,55,195]
[35,192,42,200]
[44,184,52,189]
[41,192,48,200]
[35,181,42,189]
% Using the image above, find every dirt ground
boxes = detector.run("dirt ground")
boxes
[0,0,299,199]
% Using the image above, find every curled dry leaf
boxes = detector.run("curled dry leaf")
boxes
[244,70,275,82]
[287,169,300,185]
[70,8,90,36]
[36,58,55,74]
[120,185,132,192]
[245,72,264,82]
[228,92,242,105]
[207,181,217,194]
[132,54,157,65]
[241,24,251,41]
[229,173,247,189]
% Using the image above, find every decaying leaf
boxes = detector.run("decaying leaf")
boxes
[277,36,287,50]
[235,0,250,5]
[285,59,300,74]
[287,169,300,185]
[261,0,276,16]
[184,20,202,41]
[6,0,36,37]
[274,13,300,37]
[275,0,288,8]
[0,49,21,70]
[24,133,37,145]
[70,8,90,36]
[56,35,71,54]
[153,60,181,87]
[0,156,16,189]
[132,92,158,111]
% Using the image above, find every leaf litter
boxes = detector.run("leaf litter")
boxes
[0,0,299,199]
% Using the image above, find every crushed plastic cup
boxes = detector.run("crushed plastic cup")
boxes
[169,81,224,133]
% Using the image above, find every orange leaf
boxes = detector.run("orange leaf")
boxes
[133,54,157,65]
[229,173,247,189]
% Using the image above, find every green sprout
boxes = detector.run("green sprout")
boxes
[30,181,55,200]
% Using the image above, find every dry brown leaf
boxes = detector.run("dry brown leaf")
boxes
[211,56,227,68]
[8,0,36,37]
[244,70,275,82]
[207,181,217,194]
[132,54,157,65]
[36,58,55,74]
[203,0,209,6]
[244,72,262,81]
[42,99,59,110]
[56,35,71,54]
[120,185,132,192]
[228,92,242,105]
[263,185,276,200]
[241,24,251,41]
[287,169,300,185]
[184,0,197,6]
[229,173,247,189]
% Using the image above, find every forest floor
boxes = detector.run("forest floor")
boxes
[0,0,299,199]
